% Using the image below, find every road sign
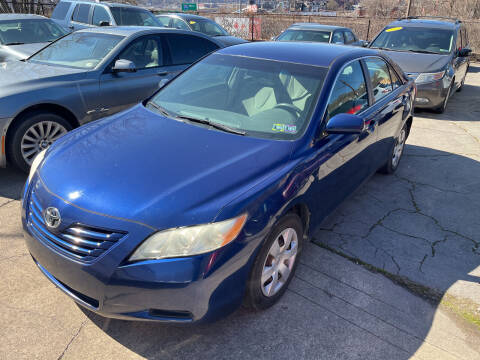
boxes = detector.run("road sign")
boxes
[181,3,197,11]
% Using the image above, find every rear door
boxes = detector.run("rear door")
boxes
[91,5,114,27]
[99,34,170,116]
[161,33,220,77]
[70,3,92,31]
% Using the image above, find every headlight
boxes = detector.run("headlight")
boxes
[415,71,445,84]
[28,149,46,183]
[129,214,248,261]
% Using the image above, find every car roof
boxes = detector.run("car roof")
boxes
[288,23,347,31]
[0,14,47,21]
[218,41,378,68]
[158,13,212,21]
[61,0,141,8]
[76,26,181,36]
[389,18,458,29]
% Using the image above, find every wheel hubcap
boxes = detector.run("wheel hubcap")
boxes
[392,128,406,168]
[21,121,67,165]
[261,228,298,297]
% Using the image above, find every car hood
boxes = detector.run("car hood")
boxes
[381,50,451,73]
[215,35,248,47]
[39,105,294,230]
[2,42,49,60]
[0,60,87,89]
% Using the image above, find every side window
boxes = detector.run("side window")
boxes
[156,16,172,27]
[389,66,403,89]
[118,36,163,70]
[327,60,369,118]
[166,34,219,65]
[365,58,393,102]
[92,6,111,26]
[72,4,91,24]
[344,31,355,44]
[171,18,190,31]
[52,2,71,20]
[332,31,344,44]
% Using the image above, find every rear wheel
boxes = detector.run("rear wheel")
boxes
[8,111,71,172]
[244,213,303,310]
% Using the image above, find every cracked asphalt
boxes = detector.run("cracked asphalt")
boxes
[1,66,480,359]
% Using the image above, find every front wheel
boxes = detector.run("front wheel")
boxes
[244,213,303,310]
[434,81,453,114]
[378,124,407,174]
[8,111,71,172]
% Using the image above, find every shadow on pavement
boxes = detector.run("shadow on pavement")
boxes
[77,144,480,359]
[0,167,26,201]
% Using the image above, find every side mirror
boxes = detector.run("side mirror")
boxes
[99,21,111,27]
[325,113,365,134]
[459,48,472,57]
[159,78,170,88]
[112,59,136,73]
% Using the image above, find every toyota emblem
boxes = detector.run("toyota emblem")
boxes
[44,207,61,229]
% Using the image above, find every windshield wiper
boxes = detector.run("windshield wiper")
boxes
[176,115,245,136]
[406,49,441,55]
[5,42,25,45]
[146,102,175,118]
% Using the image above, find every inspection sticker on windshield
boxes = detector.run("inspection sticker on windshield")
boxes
[386,27,403,32]
[272,124,297,133]
[189,21,196,24]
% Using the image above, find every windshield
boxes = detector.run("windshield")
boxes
[29,32,123,69]
[187,18,228,36]
[0,19,68,45]
[370,26,454,54]
[277,29,331,43]
[110,7,161,26]
[148,54,327,140]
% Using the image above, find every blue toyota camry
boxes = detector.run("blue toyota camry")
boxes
[23,42,415,323]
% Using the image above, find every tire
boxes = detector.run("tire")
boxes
[457,69,468,92]
[244,213,303,311]
[378,123,407,174]
[7,111,72,173]
[434,81,453,114]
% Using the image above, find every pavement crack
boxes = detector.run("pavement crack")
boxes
[418,254,428,273]
[0,199,16,208]
[57,320,87,360]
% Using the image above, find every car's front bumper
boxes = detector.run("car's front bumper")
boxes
[413,78,451,110]
[0,117,13,168]
[22,175,261,323]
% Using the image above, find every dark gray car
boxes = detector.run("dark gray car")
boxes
[0,26,224,171]
[369,17,471,113]
[274,23,365,46]
[0,14,68,62]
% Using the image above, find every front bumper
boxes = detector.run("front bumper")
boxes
[413,78,451,110]
[22,176,260,323]
[0,117,13,168]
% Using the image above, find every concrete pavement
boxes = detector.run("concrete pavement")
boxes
[1,66,480,359]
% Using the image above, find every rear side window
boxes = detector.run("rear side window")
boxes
[52,2,71,20]
[327,60,368,118]
[166,34,219,65]
[365,58,393,102]
[72,4,91,24]
[344,31,355,44]
[92,6,111,26]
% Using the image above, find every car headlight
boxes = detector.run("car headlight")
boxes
[415,71,445,84]
[28,149,46,183]
[129,213,248,261]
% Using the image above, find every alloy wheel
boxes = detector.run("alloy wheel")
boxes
[261,227,298,297]
[20,121,67,165]
[392,127,406,168]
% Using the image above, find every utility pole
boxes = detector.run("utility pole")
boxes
[406,0,413,17]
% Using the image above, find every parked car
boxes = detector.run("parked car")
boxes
[369,17,471,113]
[0,27,226,171]
[23,42,415,323]
[274,23,365,46]
[0,14,68,62]
[155,13,247,46]
[51,0,162,31]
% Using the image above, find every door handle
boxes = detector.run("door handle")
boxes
[157,72,168,77]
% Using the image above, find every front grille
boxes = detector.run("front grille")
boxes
[27,189,126,262]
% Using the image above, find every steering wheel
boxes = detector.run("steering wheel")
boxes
[273,103,302,118]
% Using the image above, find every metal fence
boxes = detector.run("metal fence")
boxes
[0,1,55,16]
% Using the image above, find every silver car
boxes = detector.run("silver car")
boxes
[0,13,68,62]
[0,26,224,171]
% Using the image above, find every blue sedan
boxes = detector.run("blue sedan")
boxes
[22,42,415,323]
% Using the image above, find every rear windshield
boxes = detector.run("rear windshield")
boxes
[110,7,160,26]
[277,29,331,43]
[0,19,67,45]
[371,26,454,54]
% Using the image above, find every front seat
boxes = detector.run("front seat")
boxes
[242,87,277,116]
